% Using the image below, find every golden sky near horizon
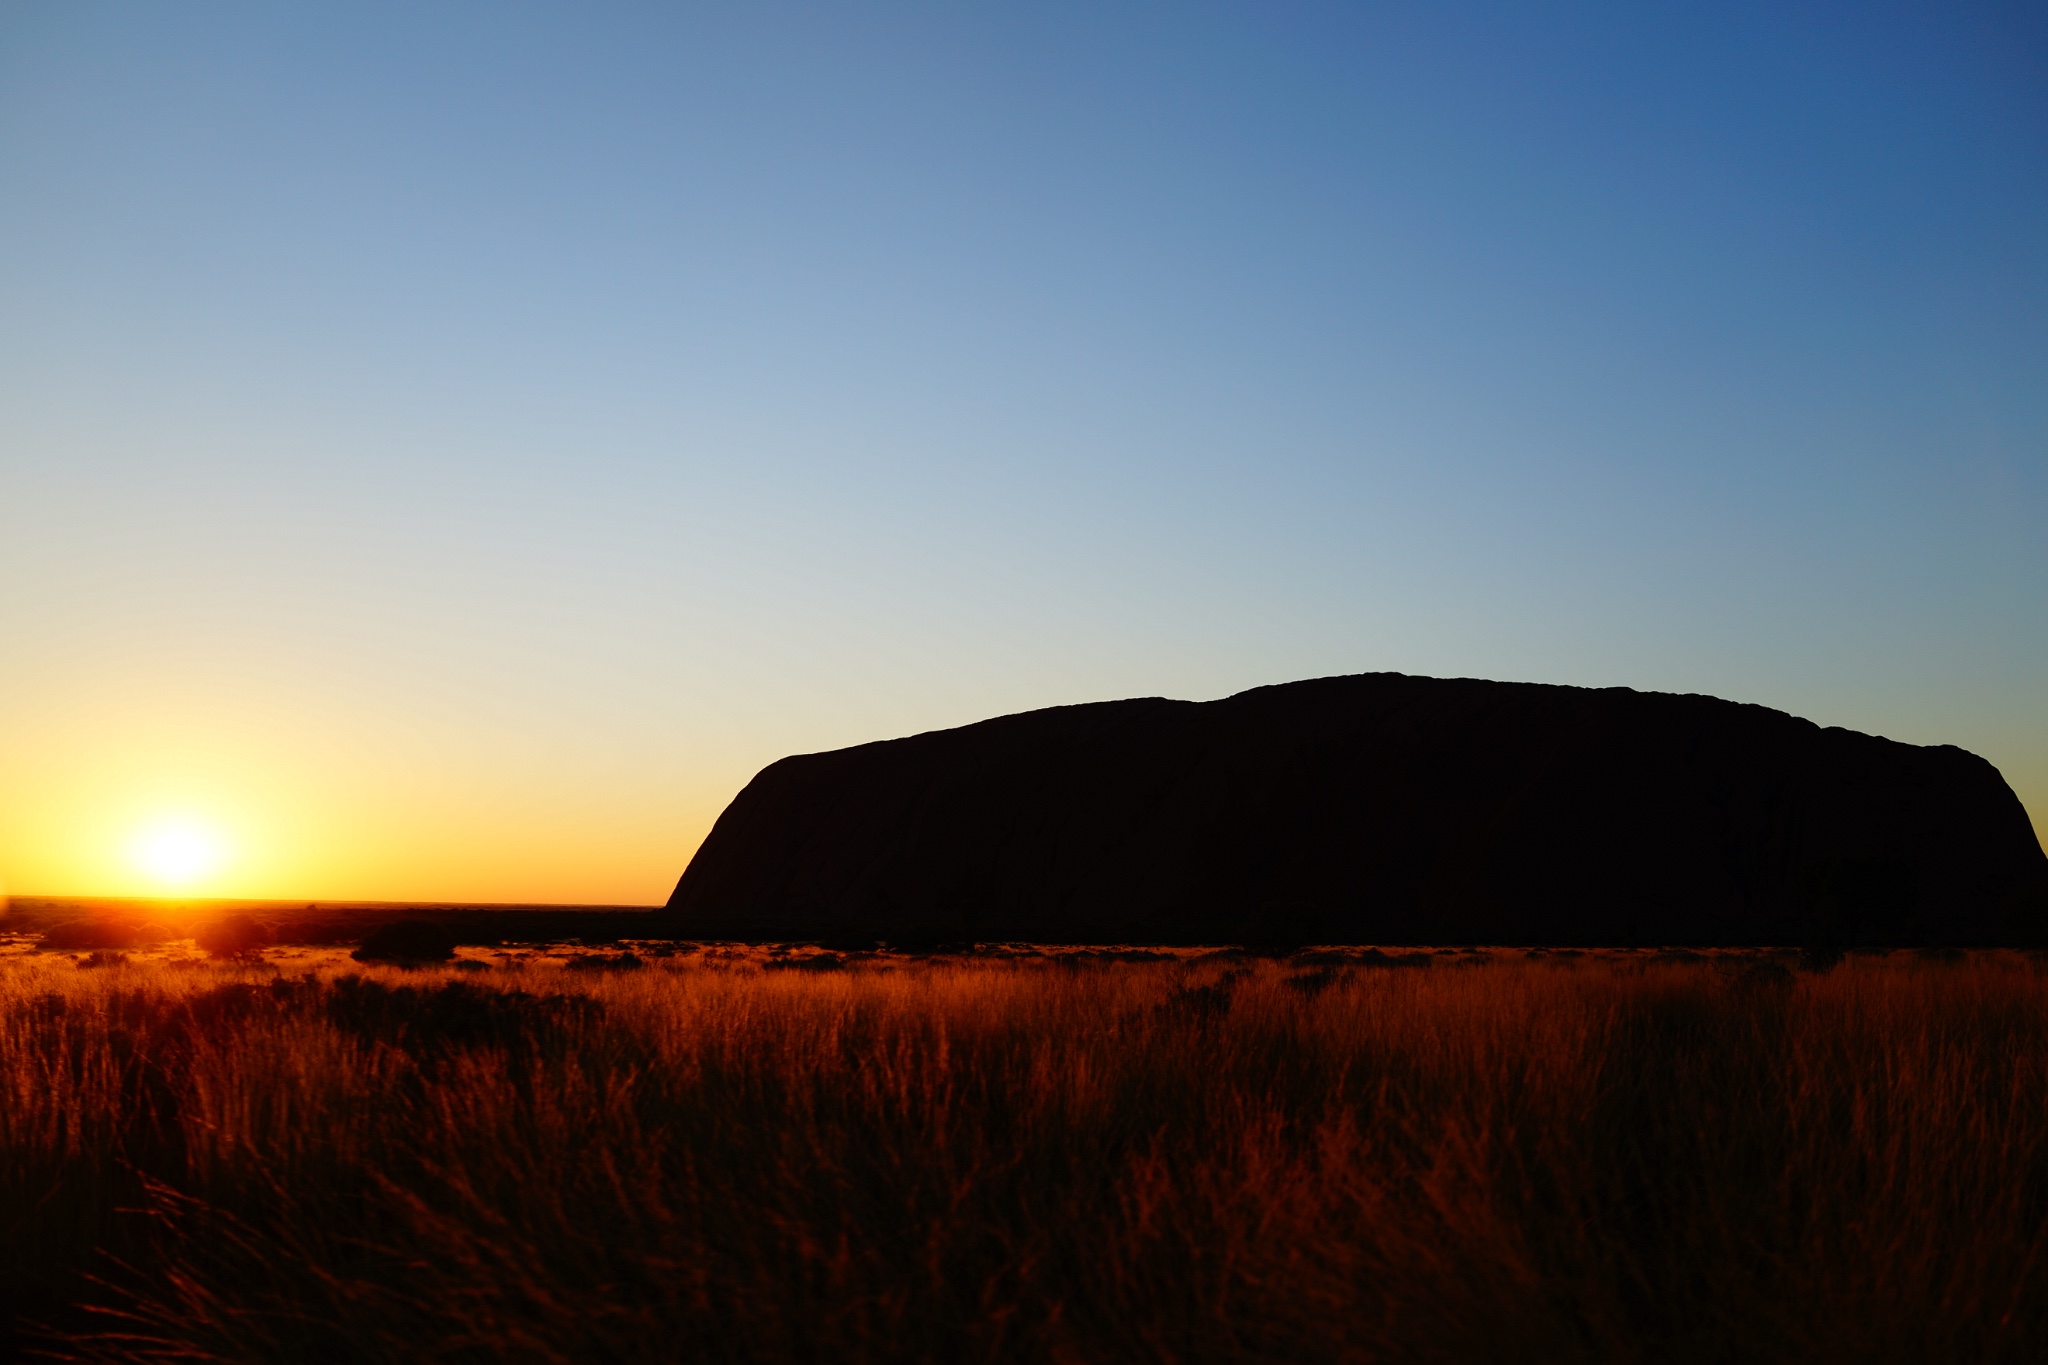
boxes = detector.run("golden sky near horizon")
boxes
[0,674,746,905]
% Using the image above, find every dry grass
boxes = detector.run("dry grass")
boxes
[1,941,2044,1363]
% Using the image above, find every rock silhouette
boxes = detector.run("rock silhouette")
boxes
[663,674,2048,946]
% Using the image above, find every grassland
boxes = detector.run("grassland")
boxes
[2,935,2044,1363]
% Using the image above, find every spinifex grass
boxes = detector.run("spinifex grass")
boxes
[1,946,2044,1363]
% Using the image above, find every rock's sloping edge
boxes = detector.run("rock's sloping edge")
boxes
[662,673,2048,946]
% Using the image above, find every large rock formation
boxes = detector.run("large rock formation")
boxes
[663,674,2048,946]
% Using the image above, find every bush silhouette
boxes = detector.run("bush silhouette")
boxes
[322,975,598,1059]
[563,953,644,972]
[40,919,137,951]
[198,915,272,959]
[288,920,360,945]
[352,920,457,963]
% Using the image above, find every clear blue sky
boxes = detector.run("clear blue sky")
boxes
[2,1,2043,900]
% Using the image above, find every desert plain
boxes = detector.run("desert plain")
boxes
[1,902,2043,1363]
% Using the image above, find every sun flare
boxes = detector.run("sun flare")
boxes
[129,818,229,891]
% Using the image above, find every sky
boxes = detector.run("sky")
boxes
[1,0,2043,904]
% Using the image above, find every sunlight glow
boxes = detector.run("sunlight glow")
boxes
[129,818,229,890]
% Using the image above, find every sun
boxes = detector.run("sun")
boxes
[129,817,230,891]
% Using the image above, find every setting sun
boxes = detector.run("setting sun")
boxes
[129,818,229,891]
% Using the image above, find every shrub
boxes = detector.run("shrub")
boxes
[761,954,842,972]
[1283,967,1343,996]
[563,953,644,972]
[284,920,361,946]
[196,915,272,959]
[321,975,600,1058]
[1799,944,1846,973]
[40,919,137,951]
[351,920,457,963]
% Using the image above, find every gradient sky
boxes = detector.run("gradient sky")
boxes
[2,1,2043,903]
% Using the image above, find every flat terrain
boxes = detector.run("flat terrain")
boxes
[1,898,664,948]
[2,938,2044,1362]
